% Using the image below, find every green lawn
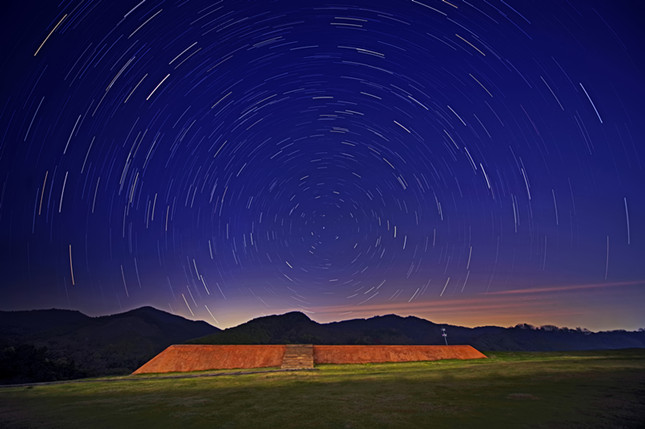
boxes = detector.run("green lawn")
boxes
[1,350,643,428]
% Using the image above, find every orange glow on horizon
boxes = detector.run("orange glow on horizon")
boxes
[209,279,645,331]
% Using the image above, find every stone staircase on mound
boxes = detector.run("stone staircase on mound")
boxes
[281,344,314,369]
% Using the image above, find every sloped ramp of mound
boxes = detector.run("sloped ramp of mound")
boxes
[133,345,285,374]
[313,345,486,364]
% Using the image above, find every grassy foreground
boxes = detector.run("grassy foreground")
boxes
[1,349,643,428]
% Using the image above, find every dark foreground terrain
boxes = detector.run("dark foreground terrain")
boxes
[0,306,219,383]
[1,349,643,428]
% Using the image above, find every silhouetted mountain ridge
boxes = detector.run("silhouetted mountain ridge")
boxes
[0,306,219,384]
[0,308,89,339]
[190,311,645,351]
[2,307,643,385]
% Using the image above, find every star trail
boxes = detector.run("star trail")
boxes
[0,0,643,330]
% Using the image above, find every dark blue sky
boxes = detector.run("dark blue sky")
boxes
[1,0,643,330]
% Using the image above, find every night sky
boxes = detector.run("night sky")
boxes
[1,0,643,331]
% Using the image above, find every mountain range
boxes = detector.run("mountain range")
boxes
[190,311,645,351]
[0,306,218,384]
[1,306,643,384]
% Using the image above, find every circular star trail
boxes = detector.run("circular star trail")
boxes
[0,0,643,329]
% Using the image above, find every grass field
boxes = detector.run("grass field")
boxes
[1,349,644,428]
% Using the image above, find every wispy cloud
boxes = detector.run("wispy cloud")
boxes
[484,280,644,296]
[295,279,645,329]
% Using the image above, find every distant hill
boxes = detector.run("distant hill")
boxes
[3,307,644,385]
[0,306,219,384]
[190,312,645,351]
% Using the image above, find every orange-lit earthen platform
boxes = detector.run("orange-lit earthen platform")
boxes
[133,344,486,374]
[132,345,286,374]
[313,345,486,364]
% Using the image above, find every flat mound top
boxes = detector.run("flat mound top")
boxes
[133,344,286,374]
[314,345,486,364]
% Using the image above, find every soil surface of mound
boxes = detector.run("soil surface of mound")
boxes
[313,345,486,364]
[133,345,286,374]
